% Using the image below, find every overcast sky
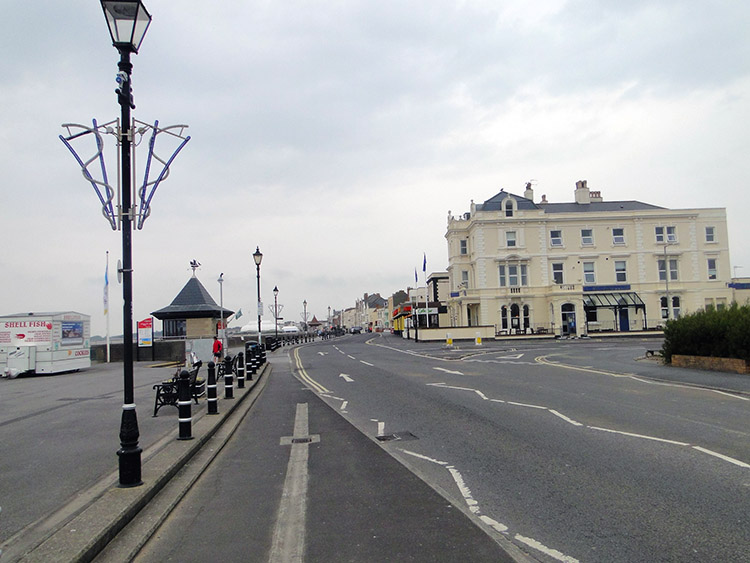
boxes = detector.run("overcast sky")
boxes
[2,0,749,337]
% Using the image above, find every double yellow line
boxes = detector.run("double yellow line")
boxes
[293,348,330,394]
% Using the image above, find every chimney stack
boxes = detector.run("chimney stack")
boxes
[524,182,534,202]
[575,179,590,204]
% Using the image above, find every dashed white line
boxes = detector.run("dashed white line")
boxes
[428,381,750,469]
[480,515,508,533]
[400,449,577,562]
[447,466,480,513]
[711,389,750,401]
[549,409,583,426]
[360,360,374,366]
[692,446,750,468]
[401,449,449,466]
[507,401,547,410]
[588,426,690,446]
[514,534,580,563]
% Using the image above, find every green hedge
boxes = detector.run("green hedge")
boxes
[662,303,750,363]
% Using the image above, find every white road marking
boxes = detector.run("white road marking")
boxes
[401,449,449,466]
[549,409,583,426]
[496,353,524,359]
[360,360,374,366]
[427,379,750,468]
[340,401,348,411]
[507,401,547,410]
[433,367,464,375]
[270,403,311,562]
[317,351,327,356]
[711,389,750,401]
[514,534,580,563]
[480,515,509,533]
[339,373,353,382]
[692,446,750,468]
[377,421,385,436]
[347,355,356,360]
[401,449,577,561]
[447,466,480,513]
[588,426,690,446]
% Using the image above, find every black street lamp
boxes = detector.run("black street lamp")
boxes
[101,0,152,488]
[253,247,263,345]
[303,299,308,332]
[273,286,279,339]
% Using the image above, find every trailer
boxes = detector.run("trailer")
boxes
[0,312,91,377]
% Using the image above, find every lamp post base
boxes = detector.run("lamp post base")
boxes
[117,407,143,487]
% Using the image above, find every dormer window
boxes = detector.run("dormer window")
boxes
[504,200,514,217]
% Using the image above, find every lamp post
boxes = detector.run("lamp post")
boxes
[253,247,263,346]
[273,286,280,339]
[303,299,308,332]
[101,0,152,488]
[218,273,224,351]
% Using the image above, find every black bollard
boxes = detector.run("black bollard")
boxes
[224,355,234,399]
[245,347,254,381]
[178,370,194,440]
[247,351,256,379]
[237,351,245,388]
[207,361,218,415]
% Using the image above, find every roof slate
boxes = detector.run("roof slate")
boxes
[477,190,664,213]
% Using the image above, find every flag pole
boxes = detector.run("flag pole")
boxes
[423,253,430,328]
[105,250,111,363]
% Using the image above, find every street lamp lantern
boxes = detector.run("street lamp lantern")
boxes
[101,0,152,53]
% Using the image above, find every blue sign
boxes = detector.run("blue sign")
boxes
[582,284,631,292]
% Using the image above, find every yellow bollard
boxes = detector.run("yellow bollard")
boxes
[446,333,453,346]
[475,332,482,346]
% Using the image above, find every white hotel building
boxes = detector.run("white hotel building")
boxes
[445,181,733,336]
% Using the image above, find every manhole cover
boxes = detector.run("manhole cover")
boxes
[376,431,418,442]
[292,437,312,444]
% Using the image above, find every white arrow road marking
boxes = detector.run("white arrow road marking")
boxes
[339,373,354,382]
[433,367,464,375]
[317,352,328,356]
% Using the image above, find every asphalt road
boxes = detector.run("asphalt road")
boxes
[134,352,516,563]
[286,334,750,562]
[3,336,749,562]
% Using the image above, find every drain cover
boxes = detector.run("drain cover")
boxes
[292,437,312,444]
[376,431,418,442]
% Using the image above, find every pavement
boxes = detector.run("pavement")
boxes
[4,357,271,563]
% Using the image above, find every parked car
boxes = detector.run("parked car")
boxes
[350,326,363,334]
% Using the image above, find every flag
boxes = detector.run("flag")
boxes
[415,268,418,284]
[235,308,243,320]
[103,254,109,315]
[423,253,427,273]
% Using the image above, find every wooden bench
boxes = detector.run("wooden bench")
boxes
[153,361,206,417]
